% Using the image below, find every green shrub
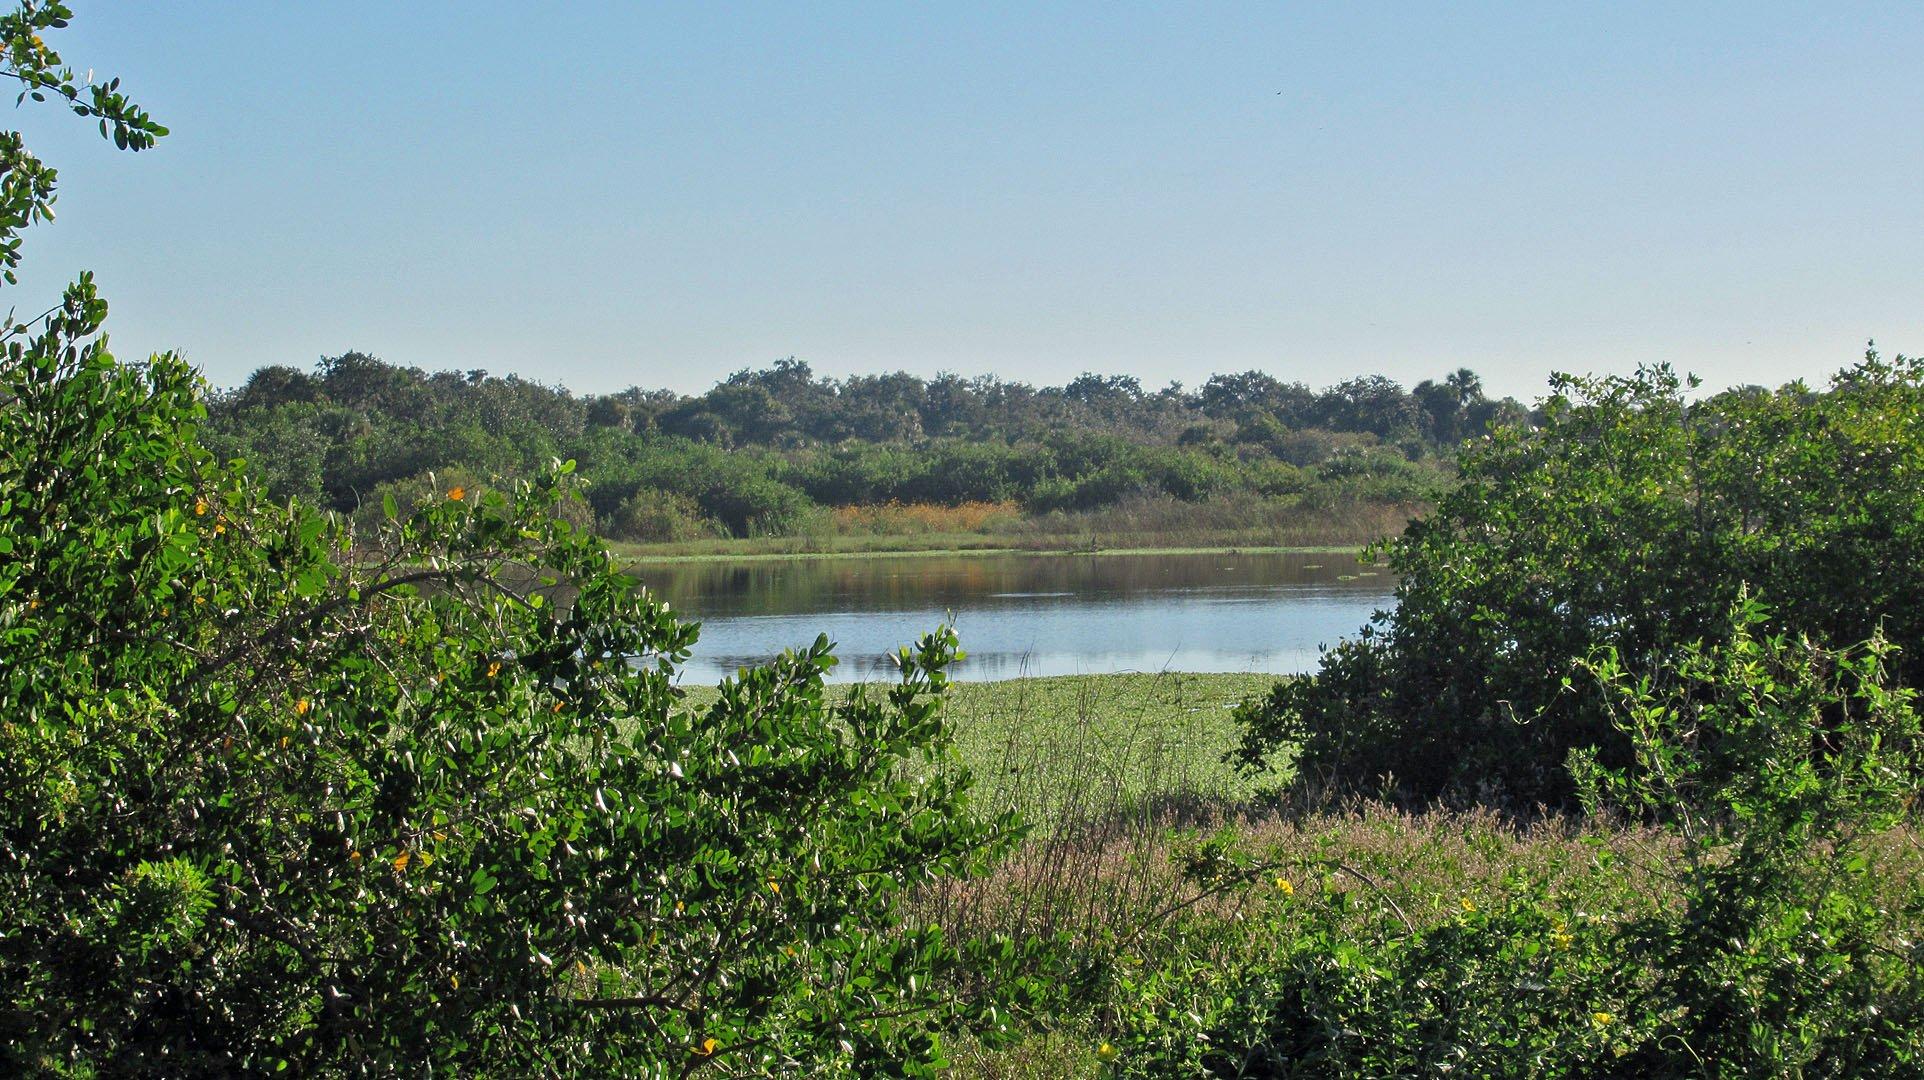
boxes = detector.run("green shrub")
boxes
[1112,603,1924,1077]
[1237,356,1924,804]
[605,488,723,542]
[0,330,1037,1074]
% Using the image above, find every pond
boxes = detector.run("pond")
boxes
[626,549,1395,683]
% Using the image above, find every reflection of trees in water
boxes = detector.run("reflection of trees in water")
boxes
[628,551,1387,620]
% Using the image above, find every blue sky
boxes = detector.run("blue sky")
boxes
[15,3,1923,399]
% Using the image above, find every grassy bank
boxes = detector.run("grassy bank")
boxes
[611,494,1424,562]
[622,542,1369,565]
[680,670,1924,1078]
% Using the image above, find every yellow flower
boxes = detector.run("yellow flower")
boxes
[695,1037,720,1057]
[447,486,466,501]
[1096,1042,1120,1063]
[487,660,502,678]
[1460,897,1477,913]
[194,498,208,516]
[393,851,412,872]
[1591,1011,1613,1028]
[213,521,226,535]
[295,698,311,716]
[1274,877,1294,896]
[767,880,780,895]
[348,850,362,864]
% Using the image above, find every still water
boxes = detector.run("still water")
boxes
[626,550,1395,683]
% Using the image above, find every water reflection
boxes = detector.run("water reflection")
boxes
[627,550,1394,683]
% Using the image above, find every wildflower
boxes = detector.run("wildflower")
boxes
[1460,897,1476,913]
[450,975,459,989]
[194,498,208,516]
[695,1037,720,1057]
[1591,1011,1613,1028]
[393,851,411,872]
[213,521,226,535]
[295,698,311,716]
[767,880,780,895]
[447,486,466,501]
[487,660,502,678]
[1274,877,1294,896]
[1096,1042,1120,1063]
[348,850,362,864]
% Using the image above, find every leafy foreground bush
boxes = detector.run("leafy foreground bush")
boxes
[1103,604,1924,1077]
[1237,356,1924,804]
[0,320,1044,1073]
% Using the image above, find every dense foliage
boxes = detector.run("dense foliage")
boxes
[1112,604,1924,1076]
[200,353,1517,540]
[0,9,1037,1075]
[2,336,1038,1075]
[1236,356,1924,804]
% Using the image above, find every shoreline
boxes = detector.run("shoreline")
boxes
[617,540,1374,566]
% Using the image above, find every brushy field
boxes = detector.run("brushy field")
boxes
[610,493,1422,562]
[677,669,1924,1077]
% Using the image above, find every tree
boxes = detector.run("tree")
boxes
[1,7,1033,1073]
[1237,358,1924,804]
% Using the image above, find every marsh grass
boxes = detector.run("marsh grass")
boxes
[903,673,1924,1077]
[830,500,1024,535]
[608,492,1422,560]
[674,670,1924,1076]
[991,493,1424,554]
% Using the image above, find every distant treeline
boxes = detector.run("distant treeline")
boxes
[202,354,1525,540]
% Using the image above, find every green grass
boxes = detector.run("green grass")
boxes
[940,673,1280,823]
[679,671,1280,821]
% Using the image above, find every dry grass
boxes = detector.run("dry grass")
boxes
[831,500,1023,535]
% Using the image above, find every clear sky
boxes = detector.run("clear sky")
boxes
[14,3,1923,400]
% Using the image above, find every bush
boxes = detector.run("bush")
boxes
[605,488,723,542]
[1112,603,1924,1076]
[0,310,1032,1075]
[1237,356,1924,804]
